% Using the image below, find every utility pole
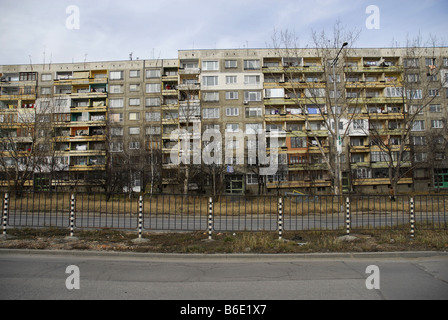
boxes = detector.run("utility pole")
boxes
[332,42,348,196]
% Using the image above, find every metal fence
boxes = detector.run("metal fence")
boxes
[2,192,447,237]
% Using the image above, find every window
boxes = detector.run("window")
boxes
[146,97,161,107]
[110,127,123,136]
[431,120,444,129]
[109,85,123,94]
[109,98,124,108]
[407,74,419,83]
[203,76,218,86]
[444,58,448,67]
[203,92,219,102]
[225,60,237,69]
[425,58,437,67]
[129,84,140,92]
[429,104,441,113]
[226,107,239,117]
[146,83,161,93]
[414,152,427,162]
[246,123,262,133]
[226,76,237,84]
[412,136,426,145]
[371,152,389,162]
[246,174,258,185]
[407,89,422,99]
[129,127,140,135]
[353,119,365,130]
[109,71,123,80]
[244,91,261,102]
[110,113,123,123]
[404,58,419,68]
[129,70,140,78]
[226,123,239,132]
[145,112,160,122]
[290,137,306,148]
[146,69,161,78]
[202,61,219,71]
[129,112,140,121]
[129,141,140,150]
[146,126,161,135]
[409,105,423,114]
[110,142,123,152]
[226,91,238,100]
[129,98,140,106]
[202,108,220,119]
[244,75,260,85]
[412,120,425,131]
[41,74,52,81]
[244,60,260,70]
[245,107,262,118]
[41,87,51,95]
[429,89,440,97]
[385,87,403,97]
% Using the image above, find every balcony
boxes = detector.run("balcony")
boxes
[262,66,324,74]
[266,179,330,189]
[344,65,404,73]
[352,177,412,186]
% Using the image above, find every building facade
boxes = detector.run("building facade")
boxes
[1,47,447,195]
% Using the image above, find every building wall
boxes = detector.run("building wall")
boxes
[1,47,448,194]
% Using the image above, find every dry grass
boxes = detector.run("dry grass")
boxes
[1,224,447,254]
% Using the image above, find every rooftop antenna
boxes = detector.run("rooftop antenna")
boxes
[129,52,133,61]
[28,55,33,71]
[84,54,88,69]
[43,46,46,69]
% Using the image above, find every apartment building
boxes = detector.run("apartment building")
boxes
[1,47,447,195]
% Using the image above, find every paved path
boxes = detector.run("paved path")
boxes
[0,250,447,303]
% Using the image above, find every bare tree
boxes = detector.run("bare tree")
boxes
[267,23,362,195]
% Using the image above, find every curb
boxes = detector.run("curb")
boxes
[0,248,447,261]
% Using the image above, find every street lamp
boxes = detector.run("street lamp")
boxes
[332,42,348,196]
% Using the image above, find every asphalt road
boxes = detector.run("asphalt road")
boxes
[1,250,447,303]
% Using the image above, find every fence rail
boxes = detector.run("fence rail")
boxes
[2,192,447,238]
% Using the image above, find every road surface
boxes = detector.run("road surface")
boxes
[0,250,447,302]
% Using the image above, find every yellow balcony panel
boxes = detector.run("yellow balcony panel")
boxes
[69,164,106,172]
[66,150,106,157]
[267,179,330,189]
[0,180,33,187]
[70,106,107,113]
[345,66,404,73]
[178,68,201,75]
[0,94,36,101]
[162,89,178,96]
[178,84,201,91]
[352,177,412,186]
[350,145,371,152]
[70,92,107,99]
[69,135,106,142]
[70,120,107,127]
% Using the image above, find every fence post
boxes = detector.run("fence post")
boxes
[278,197,283,240]
[410,197,415,239]
[208,197,213,240]
[3,193,8,237]
[138,195,143,239]
[70,194,76,237]
[346,197,351,236]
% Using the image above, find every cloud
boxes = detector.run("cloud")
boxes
[0,0,446,65]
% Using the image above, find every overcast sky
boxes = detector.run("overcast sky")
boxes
[1,0,447,65]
